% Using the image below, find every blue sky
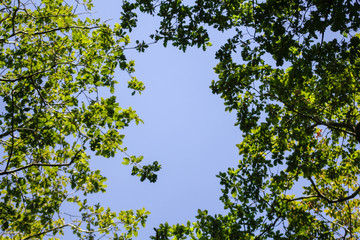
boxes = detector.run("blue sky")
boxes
[83,0,242,238]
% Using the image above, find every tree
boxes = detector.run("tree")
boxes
[0,0,160,239]
[123,0,360,239]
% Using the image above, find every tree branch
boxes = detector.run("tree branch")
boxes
[5,25,100,43]
[308,177,360,204]
[21,224,70,240]
[0,127,33,139]
[0,149,82,176]
[282,178,360,204]
[254,215,282,240]
[283,98,356,137]
[282,195,319,202]
[263,91,356,138]
[0,69,50,82]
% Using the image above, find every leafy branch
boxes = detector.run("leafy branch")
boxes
[0,149,83,176]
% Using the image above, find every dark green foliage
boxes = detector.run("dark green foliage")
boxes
[124,0,360,239]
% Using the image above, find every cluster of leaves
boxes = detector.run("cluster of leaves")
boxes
[122,0,360,239]
[0,0,160,239]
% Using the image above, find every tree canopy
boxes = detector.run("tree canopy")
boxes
[0,0,160,239]
[121,0,360,239]
[2,0,360,239]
